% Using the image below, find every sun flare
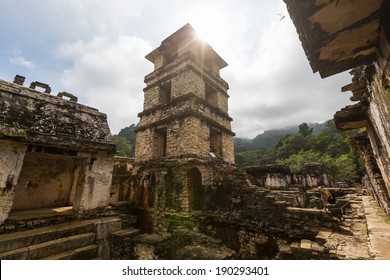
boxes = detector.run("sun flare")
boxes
[185,4,230,50]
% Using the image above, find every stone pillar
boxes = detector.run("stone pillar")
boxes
[0,140,27,224]
[74,151,114,212]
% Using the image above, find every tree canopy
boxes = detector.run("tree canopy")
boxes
[235,120,364,182]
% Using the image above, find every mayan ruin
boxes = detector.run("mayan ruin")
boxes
[1,0,390,264]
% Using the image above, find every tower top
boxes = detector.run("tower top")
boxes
[146,23,228,71]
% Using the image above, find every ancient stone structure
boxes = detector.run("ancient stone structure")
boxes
[132,24,235,216]
[284,0,390,217]
[245,163,334,190]
[2,23,389,260]
[135,23,234,164]
[0,76,115,224]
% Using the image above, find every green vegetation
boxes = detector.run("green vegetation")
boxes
[235,120,365,182]
[8,130,28,139]
[112,124,137,157]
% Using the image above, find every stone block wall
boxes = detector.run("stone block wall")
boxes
[75,151,115,212]
[367,65,390,190]
[167,117,209,157]
[350,132,390,216]
[0,140,27,223]
[245,163,335,189]
[135,99,234,164]
[137,37,234,164]
[0,77,115,224]
[11,153,82,211]
[172,68,204,100]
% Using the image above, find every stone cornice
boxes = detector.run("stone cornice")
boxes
[144,52,229,95]
[136,105,235,136]
[137,92,232,121]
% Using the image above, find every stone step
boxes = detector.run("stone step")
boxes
[111,228,141,239]
[3,207,77,232]
[273,201,290,207]
[42,244,98,260]
[0,232,95,260]
[0,220,89,254]
[0,216,121,253]
[265,195,276,201]
[109,228,142,260]
[119,214,138,228]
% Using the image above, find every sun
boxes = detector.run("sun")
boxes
[184,4,230,50]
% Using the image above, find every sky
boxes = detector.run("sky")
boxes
[0,0,355,139]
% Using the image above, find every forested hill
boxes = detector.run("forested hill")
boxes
[235,122,326,152]
[235,120,364,182]
[113,120,364,182]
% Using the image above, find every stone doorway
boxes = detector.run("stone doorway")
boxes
[11,152,85,211]
[188,168,203,211]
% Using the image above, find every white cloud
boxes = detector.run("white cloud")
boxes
[58,36,153,134]
[220,3,353,138]
[1,0,355,138]
[9,50,35,69]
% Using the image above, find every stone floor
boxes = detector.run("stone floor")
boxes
[361,196,390,259]
[1,193,390,260]
[318,194,390,260]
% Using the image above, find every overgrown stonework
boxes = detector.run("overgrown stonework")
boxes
[108,24,371,260]
[284,0,390,217]
[0,22,382,260]
[0,76,115,225]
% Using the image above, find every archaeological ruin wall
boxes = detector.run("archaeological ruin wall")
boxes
[129,24,237,225]
[284,0,390,216]
[135,24,235,165]
[0,76,115,224]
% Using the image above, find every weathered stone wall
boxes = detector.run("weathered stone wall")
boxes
[110,157,135,203]
[137,25,234,165]
[75,151,114,212]
[134,129,153,161]
[0,140,27,224]
[167,117,209,157]
[335,63,390,216]
[0,76,115,223]
[173,68,205,100]
[350,133,390,216]
[0,79,114,151]
[367,66,390,190]
[11,153,81,211]
[245,163,335,189]
[284,0,390,217]
[221,132,235,164]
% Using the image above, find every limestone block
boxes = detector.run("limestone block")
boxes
[94,218,122,240]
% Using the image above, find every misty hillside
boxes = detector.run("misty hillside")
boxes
[235,122,326,152]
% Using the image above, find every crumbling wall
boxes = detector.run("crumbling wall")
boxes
[74,151,114,212]
[0,140,27,224]
[245,163,334,189]
[350,132,390,216]
[0,76,115,222]
[284,0,390,217]
[367,66,390,192]
[110,157,135,203]
[334,64,390,216]
[0,80,113,151]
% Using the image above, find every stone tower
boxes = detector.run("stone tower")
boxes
[135,24,235,164]
[133,24,235,214]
